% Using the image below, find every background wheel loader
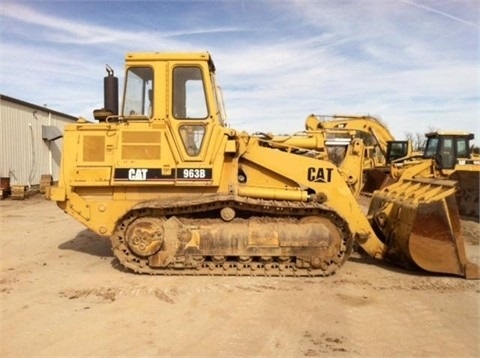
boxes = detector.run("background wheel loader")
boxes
[47,52,479,278]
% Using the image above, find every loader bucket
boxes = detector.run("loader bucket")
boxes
[362,169,395,194]
[369,178,480,279]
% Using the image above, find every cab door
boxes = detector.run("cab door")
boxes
[166,63,222,184]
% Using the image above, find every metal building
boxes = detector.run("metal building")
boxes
[0,94,77,188]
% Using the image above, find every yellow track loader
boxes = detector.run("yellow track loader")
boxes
[48,52,478,278]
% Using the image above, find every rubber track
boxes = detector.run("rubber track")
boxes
[111,195,353,276]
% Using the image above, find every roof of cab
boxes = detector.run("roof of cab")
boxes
[125,52,215,71]
[425,131,474,137]
[126,52,211,62]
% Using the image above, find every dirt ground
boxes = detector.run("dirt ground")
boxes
[1,194,479,357]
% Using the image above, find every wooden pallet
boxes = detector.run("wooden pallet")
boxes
[40,174,53,194]
[11,185,27,200]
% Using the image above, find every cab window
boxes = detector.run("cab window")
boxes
[386,141,409,164]
[440,138,454,168]
[178,125,205,156]
[173,67,208,119]
[424,137,439,158]
[124,67,153,116]
[456,138,469,157]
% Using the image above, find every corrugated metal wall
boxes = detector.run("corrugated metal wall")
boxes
[0,96,77,186]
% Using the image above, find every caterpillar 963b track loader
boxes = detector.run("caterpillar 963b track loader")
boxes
[48,52,479,278]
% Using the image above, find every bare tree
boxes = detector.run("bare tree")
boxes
[405,126,440,151]
[404,132,425,151]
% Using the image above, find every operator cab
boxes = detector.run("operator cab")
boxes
[385,140,410,164]
[423,132,474,170]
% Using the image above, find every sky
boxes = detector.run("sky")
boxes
[1,0,479,143]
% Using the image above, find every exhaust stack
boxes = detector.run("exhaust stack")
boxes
[94,65,118,121]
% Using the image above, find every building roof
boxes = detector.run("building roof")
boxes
[0,94,78,121]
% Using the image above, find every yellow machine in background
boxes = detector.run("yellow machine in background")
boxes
[301,114,412,193]
[258,126,369,198]
[305,114,411,167]
[48,52,478,278]
[388,131,479,218]
[301,115,479,218]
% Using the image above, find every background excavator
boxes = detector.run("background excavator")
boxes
[47,52,479,279]
[270,114,411,195]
